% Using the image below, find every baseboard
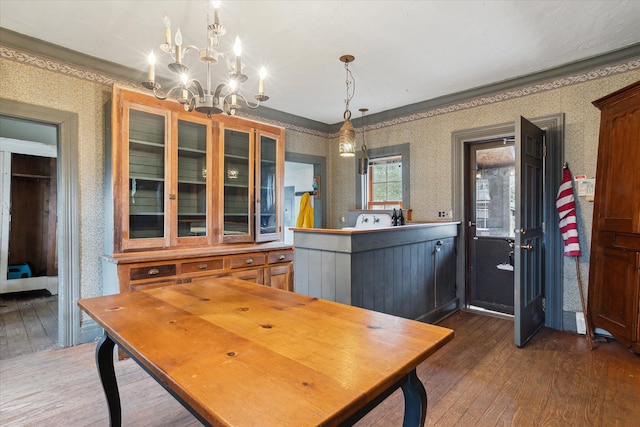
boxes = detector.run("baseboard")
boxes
[79,318,103,344]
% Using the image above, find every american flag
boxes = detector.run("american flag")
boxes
[556,167,581,257]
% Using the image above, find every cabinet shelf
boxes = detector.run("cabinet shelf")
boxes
[224,153,250,161]
[11,172,51,180]
[130,175,164,182]
[130,139,164,149]
[178,146,206,155]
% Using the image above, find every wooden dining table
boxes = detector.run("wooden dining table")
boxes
[78,277,454,427]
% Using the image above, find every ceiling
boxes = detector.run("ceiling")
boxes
[1,1,639,125]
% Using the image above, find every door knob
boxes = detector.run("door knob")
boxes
[521,244,533,250]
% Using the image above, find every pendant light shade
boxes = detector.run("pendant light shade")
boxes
[358,108,369,174]
[338,55,356,157]
[339,111,356,157]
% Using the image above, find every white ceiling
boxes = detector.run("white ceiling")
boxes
[1,1,639,125]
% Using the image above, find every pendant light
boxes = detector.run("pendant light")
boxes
[358,108,369,175]
[338,55,356,157]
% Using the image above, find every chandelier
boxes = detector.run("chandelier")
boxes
[338,55,356,157]
[142,1,269,117]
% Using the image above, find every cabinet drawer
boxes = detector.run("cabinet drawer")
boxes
[181,259,224,274]
[229,254,266,269]
[268,251,294,264]
[130,264,176,281]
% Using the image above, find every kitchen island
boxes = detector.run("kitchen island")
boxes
[292,221,460,323]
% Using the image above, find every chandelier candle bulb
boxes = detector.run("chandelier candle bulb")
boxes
[213,1,220,25]
[147,51,156,82]
[175,29,183,63]
[234,37,242,74]
[259,66,266,95]
[164,14,171,45]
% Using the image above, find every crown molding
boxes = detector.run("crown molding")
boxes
[2,27,639,137]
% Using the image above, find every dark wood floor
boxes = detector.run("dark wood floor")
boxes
[1,309,638,426]
[0,290,58,360]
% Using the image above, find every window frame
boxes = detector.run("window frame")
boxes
[367,155,403,209]
[355,143,410,210]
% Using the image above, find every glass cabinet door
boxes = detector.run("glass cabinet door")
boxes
[223,128,253,242]
[177,119,208,239]
[256,132,280,242]
[128,109,167,241]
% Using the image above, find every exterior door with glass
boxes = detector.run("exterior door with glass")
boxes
[468,139,516,315]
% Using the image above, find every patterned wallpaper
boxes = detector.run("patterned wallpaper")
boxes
[1,42,639,319]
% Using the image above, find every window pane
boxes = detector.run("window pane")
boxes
[474,145,515,238]
[387,182,402,200]
[387,163,402,180]
[372,164,387,182]
[372,183,387,201]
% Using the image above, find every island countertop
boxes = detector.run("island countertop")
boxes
[290,220,460,234]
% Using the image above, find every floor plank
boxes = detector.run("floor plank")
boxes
[1,311,638,426]
[0,291,58,360]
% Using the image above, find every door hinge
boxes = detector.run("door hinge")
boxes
[542,297,546,312]
[543,145,547,158]
[542,222,546,233]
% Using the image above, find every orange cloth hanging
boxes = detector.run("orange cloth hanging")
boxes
[296,192,314,228]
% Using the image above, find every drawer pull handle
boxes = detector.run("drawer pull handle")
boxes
[148,268,160,276]
[246,258,254,264]
[279,255,286,260]
[198,263,208,269]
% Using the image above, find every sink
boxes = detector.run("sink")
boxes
[352,213,393,229]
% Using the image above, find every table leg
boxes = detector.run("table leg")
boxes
[96,331,122,427]
[400,368,427,427]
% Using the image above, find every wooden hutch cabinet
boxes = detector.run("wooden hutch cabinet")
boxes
[103,86,292,294]
[588,80,640,353]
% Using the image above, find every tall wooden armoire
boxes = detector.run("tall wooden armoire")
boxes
[588,80,640,353]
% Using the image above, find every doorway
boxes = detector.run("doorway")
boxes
[452,114,566,334]
[467,138,516,315]
[284,152,326,244]
[1,150,59,295]
[0,99,80,348]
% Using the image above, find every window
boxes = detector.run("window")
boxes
[367,155,402,210]
[356,143,409,210]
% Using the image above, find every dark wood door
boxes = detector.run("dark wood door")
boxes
[589,81,640,351]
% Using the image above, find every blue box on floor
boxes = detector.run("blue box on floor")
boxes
[8,263,32,279]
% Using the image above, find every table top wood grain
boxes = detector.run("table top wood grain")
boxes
[79,277,454,426]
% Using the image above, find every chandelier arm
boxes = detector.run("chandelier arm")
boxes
[214,82,229,99]
[189,79,206,100]
[217,52,235,74]
[152,87,169,100]
[235,93,260,109]
[182,45,201,56]
[153,85,185,101]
